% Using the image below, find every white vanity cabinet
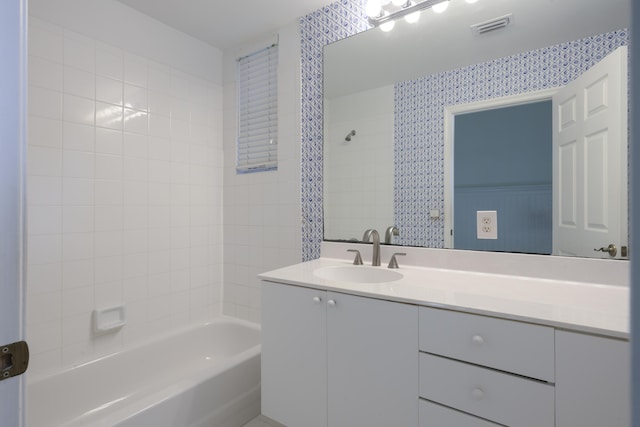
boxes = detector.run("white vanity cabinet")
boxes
[260,257,630,427]
[555,331,630,427]
[261,281,419,427]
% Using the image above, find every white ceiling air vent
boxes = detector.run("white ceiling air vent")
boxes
[471,13,513,34]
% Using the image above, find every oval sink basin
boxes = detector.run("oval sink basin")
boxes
[314,265,403,284]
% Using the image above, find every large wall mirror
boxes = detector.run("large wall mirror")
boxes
[323,0,630,260]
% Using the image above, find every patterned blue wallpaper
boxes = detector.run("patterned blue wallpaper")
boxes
[300,0,628,258]
[300,0,370,261]
[394,29,628,247]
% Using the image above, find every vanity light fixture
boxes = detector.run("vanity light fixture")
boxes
[432,0,449,13]
[381,19,396,32]
[367,0,471,30]
[404,10,421,23]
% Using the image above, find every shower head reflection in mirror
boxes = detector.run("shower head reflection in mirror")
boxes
[345,130,356,142]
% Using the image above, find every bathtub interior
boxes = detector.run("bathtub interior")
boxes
[26,317,261,427]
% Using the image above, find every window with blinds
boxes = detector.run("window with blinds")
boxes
[236,44,278,173]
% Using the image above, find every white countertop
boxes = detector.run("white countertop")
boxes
[259,257,629,339]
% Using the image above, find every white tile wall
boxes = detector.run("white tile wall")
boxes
[26,16,224,379]
[222,23,302,323]
[324,85,395,241]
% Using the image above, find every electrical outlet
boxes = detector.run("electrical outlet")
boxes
[477,210,498,239]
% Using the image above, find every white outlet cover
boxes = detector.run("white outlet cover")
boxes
[477,210,498,239]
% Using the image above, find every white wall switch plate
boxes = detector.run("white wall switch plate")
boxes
[477,210,498,239]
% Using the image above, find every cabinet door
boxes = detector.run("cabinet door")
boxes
[327,292,419,427]
[556,330,630,427]
[261,282,327,427]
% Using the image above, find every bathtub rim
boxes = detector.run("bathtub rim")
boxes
[26,315,261,385]
[26,315,261,427]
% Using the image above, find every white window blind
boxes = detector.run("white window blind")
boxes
[236,44,278,173]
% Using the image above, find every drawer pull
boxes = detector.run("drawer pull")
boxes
[327,299,336,306]
[471,335,485,346]
[312,296,322,303]
[471,387,485,400]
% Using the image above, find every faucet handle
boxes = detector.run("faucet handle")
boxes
[347,249,363,265]
[387,252,406,269]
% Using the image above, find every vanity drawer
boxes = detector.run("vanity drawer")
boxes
[419,400,502,427]
[419,307,554,381]
[420,353,554,427]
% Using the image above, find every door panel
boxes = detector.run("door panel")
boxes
[585,130,608,230]
[552,46,628,258]
[559,141,577,228]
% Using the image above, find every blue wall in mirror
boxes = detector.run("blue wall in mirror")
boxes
[453,101,552,254]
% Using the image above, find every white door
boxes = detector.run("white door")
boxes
[0,0,27,425]
[552,46,628,258]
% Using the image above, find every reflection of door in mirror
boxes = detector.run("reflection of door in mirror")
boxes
[445,47,628,259]
[553,46,628,259]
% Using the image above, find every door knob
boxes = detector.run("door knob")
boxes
[594,244,617,257]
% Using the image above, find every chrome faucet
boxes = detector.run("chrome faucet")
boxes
[362,229,381,266]
[385,226,399,244]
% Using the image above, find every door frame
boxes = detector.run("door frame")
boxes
[443,88,558,248]
[0,0,28,425]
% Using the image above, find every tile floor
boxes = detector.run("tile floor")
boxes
[243,415,282,427]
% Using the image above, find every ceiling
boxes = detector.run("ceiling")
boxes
[116,0,337,49]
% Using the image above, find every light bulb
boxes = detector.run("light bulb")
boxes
[391,0,407,6]
[366,0,382,17]
[404,10,420,23]
[380,20,395,32]
[432,0,449,13]
[465,0,478,3]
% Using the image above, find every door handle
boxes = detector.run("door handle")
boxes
[594,244,617,257]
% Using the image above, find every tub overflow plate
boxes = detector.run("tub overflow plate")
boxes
[0,341,29,381]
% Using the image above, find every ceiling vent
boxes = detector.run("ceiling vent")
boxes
[471,13,513,34]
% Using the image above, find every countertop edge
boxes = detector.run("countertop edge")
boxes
[259,259,630,340]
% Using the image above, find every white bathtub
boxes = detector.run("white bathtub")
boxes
[27,317,261,427]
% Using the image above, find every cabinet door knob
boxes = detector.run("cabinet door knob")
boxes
[312,296,322,303]
[471,335,485,346]
[327,299,336,306]
[471,387,485,400]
